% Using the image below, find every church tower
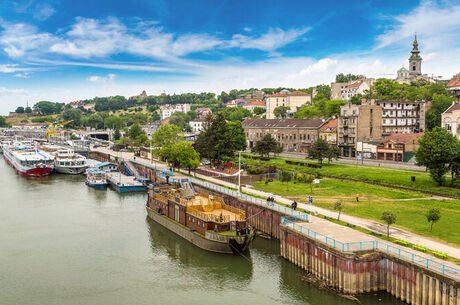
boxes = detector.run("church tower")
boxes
[409,33,422,76]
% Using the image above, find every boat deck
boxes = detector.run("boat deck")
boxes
[106,172,147,192]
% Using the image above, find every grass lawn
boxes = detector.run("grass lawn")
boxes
[251,180,460,246]
[241,156,460,197]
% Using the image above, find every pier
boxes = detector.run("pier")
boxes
[90,149,460,304]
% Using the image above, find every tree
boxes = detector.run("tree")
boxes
[25,106,32,113]
[308,139,330,165]
[327,146,341,163]
[0,116,8,127]
[221,107,252,121]
[86,113,104,129]
[151,124,184,161]
[334,200,344,220]
[63,108,82,127]
[425,94,454,130]
[279,170,293,190]
[171,141,200,174]
[104,116,125,129]
[15,106,24,113]
[251,134,278,158]
[415,127,460,185]
[150,112,160,122]
[313,84,331,101]
[113,128,121,141]
[33,101,63,115]
[273,106,290,118]
[128,123,144,140]
[228,121,247,151]
[253,107,266,115]
[335,73,365,83]
[381,211,397,238]
[169,111,190,130]
[426,208,441,232]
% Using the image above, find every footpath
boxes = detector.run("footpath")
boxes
[93,147,460,262]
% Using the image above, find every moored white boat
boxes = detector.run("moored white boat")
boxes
[53,149,87,175]
[2,141,54,177]
[85,168,108,188]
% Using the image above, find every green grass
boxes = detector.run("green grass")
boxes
[252,179,427,200]
[241,156,460,197]
[251,180,460,246]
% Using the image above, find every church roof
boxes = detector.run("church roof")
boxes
[398,67,408,72]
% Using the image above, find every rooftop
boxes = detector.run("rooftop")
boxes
[380,133,424,144]
[447,76,460,88]
[243,101,266,106]
[319,118,338,132]
[242,118,325,129]
[443,101,460,114]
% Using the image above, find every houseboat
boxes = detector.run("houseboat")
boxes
[53,149,87,175]
[2,141,54,177]
[146,182,254,254]
[85,169,108,188]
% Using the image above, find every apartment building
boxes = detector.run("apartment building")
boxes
[242,118,324,153]
[331,79,374,100]
[338,104,382,157]
[319,118,338,145]
[160,104,191,119]
[265,90,312,119]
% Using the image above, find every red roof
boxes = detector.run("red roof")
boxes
[444,101,460,114]
[319,118,337,132]
[269,93,288,97]
[380,133,424,144]
[195,107,211,111]
[244,101,266,106]
[447,76,460,88]
[347,81,364,88]
[289,91,310,96]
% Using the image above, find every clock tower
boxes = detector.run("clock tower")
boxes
[409,33,422,76]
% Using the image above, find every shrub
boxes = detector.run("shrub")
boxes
[413,244,428,253]
[394,239,411,247]
[247,165,266,175]
[432,251,448,259]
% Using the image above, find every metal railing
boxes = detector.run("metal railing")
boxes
[280,217,460,280]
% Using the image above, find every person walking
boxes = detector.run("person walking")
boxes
[356,193,359,203]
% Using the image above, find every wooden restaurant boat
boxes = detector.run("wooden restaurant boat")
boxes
[146,182,255,254]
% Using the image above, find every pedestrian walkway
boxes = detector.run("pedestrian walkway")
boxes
[92,147,460,261]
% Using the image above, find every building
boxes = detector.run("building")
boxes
[69,101,86,108]
[11,122,49,129]
[160,104,191,120]
[226,99,247,108]
[195,107,212,117]
[441,101,460,140]
[242,118,324,153]
[265,90,312,119]
[130,90,148,99]
[189,118,205,133]
[395,34,434,84]
[330,79,374,100]
[363,99,430,135]
[338,104,382,157]
[251,90,265,101]
[319,118,338,145]
[242,101,266,113]
[83,103,96,112]
[446,74,460,99]
[376,133,424,162]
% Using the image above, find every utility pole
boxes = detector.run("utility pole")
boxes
[238,151,241,192]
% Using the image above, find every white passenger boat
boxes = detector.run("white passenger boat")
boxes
[2,141,54,177]
[53,149,87,175]
[85,169,108,188]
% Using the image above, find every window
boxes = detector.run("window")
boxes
[445,123,452,131]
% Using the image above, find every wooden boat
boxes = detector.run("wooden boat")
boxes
[146,182,254,254]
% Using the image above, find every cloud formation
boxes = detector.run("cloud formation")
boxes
[87,73,116,83]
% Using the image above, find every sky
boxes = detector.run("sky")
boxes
[0,0,459,114]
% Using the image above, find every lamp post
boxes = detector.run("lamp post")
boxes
[238,151,242,193]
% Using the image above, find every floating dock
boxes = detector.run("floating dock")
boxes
[106,172,147,192]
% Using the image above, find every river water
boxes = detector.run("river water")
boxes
[0,158,404,305]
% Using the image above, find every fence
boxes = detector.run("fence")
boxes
[280,217,460,280]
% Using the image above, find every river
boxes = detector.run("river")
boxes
[0,158,404,305]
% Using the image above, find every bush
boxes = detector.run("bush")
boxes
[432,251,448,259]
[247,165,266,175]
[394,239,411,247]
[413,244,428,253]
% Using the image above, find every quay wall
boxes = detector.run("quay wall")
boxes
[281,226,460,305]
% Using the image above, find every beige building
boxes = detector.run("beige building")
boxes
[441,101,460,140]
[331,79,374,100]
[319,118,337,145]
[242,118,324,153]
[243,101,266,113]
[265,90,312,119]
[338,104,382,157]
[446,75,460,99]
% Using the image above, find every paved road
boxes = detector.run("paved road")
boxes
[93,147,460,261]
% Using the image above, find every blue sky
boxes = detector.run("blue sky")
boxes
[0,0,459,114]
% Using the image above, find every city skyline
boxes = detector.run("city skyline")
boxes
[0,0,459,114]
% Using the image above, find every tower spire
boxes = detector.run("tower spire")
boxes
[410,32,421,60]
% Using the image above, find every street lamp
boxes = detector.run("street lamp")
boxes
[238,151,242,193]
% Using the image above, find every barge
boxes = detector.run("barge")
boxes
[147,182,254,254]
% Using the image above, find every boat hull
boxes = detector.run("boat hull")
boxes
[146,206,254,254]
[85,179,107,188]
[55,166,86,175]
[3,154,53,177]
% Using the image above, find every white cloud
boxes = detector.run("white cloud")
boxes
[33,3,56,21]
[0,64,19,73]
[13,72,30,78]
[87,73,116,83]
[0,22,55,57]
[375,1,460,52]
